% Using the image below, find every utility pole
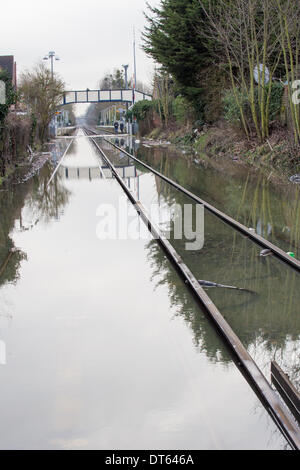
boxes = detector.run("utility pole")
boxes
[133,28,137,91]
[132,26,137,112]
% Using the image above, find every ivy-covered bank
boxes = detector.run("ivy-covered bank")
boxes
[128,81,299,178]
[0,69,36,184]
[136,0,300,177]
[0,62,75,186]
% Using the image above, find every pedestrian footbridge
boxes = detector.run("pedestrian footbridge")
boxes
[61,89,152,106]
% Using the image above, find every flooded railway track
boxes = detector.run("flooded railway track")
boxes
[95,128,300,274]
[80,127,300,450]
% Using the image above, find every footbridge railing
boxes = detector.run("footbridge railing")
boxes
[60,89,152,106]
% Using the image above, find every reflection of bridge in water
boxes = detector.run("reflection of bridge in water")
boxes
[59,163,141,199]
[56,131,142,198]
[59,164,142,181]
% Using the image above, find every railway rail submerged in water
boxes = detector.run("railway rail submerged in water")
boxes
[0,127,299,449]
[83,126,300,449]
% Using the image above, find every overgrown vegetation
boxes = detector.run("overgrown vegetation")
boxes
[143,0,213,116]
[197,0,300,143]
[0,62,67,181]
[0,70,16,124]
[19,62,65,142]
[223,82,284,129]
[126,100,155,122]
[140,0,300,167]
[0,70,19,177]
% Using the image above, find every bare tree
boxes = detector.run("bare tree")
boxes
[153,69,174,126]
[274,0,300,143]
[19,62,65,142]
[199,0,283,141]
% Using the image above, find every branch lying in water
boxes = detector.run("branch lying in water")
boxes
[198,280,257,295]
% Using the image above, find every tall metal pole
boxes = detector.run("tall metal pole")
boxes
[43,51,60,80]
[133,27,137,90]
[43,51,60,137]
[122,64,129,116]
[50,55,54,80]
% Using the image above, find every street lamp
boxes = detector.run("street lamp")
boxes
[122,64,130,127]
[43,51,60,79]
[43,51,61,138]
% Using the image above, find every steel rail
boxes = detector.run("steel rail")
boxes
[87,131,300,273]
[47,137,75,188]
[85,128,300,450]
[97,126,125,137]
[56,133,129,140]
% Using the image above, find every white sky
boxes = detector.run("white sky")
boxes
[2,0,161,91]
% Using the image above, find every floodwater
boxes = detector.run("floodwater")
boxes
[133,142,300,388]
[0,130,295,450]
[137,144,300,259]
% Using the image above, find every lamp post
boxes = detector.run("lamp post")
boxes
[43,51,60,137]
[133,27,137,91]
[43,51,60,79]
[122,64,130,120]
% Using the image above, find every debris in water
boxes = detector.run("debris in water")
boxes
[290,174,300,184]
[12,153,51,186]
[198,280,256,294]
[260,249,273,257]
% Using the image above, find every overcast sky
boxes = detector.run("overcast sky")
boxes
[2,0,161,91]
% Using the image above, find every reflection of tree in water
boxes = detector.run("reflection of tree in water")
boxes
[0,245,27,287]
[147,234,295,448]
[0,162,70,288]
[144,169,300,390]
[138,146,300,257]
[147,239,232,365]
[25,163,70,223]
[0,179,29,288]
